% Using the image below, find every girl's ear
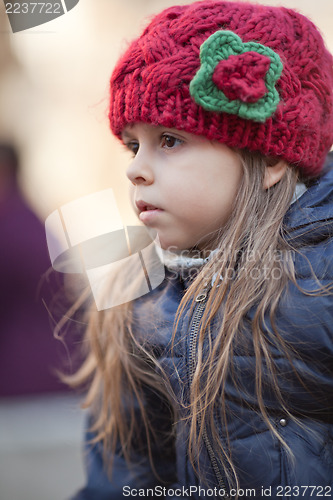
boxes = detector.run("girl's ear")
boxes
[263,160,288,189]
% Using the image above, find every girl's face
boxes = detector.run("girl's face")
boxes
[122,123,243,251]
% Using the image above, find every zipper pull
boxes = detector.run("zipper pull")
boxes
[195,291,207,302]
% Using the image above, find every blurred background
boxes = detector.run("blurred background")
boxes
[0,0,332,499]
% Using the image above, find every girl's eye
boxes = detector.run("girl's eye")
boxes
[125,141,139,156]
[160,134,183,149]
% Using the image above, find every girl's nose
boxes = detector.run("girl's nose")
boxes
[126,152,154,186]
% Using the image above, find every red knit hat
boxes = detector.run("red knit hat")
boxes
[109,1,333,177]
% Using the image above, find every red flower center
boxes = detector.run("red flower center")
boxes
[212,51,271,103]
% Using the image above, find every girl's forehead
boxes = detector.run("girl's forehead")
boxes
[121,123,210,143]
[123,123,172,134]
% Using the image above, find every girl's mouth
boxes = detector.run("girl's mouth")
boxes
[136,200,160,212]
[135,200,163,225]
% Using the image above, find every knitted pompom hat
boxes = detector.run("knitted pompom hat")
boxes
[109,0,333,177]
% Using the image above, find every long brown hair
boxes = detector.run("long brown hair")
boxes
[63,151,324,487]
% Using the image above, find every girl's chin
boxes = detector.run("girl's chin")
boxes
[156,238,195,253]
[141,226,201,253]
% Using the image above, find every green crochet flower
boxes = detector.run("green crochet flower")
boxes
[189,30,283,122]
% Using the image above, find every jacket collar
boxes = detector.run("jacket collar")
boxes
[283,158,333,244]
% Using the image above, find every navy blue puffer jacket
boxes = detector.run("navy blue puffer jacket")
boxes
[72,161,333,500]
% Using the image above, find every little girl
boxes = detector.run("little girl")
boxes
[69,1,333,498]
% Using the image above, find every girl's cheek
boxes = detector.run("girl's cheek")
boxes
[128,184,136,209]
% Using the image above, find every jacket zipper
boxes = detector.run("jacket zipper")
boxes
[188,290,229,498]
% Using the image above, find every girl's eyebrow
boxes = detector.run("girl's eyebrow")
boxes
[121,130,133,140]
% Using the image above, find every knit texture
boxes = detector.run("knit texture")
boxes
[109,0,333,177]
